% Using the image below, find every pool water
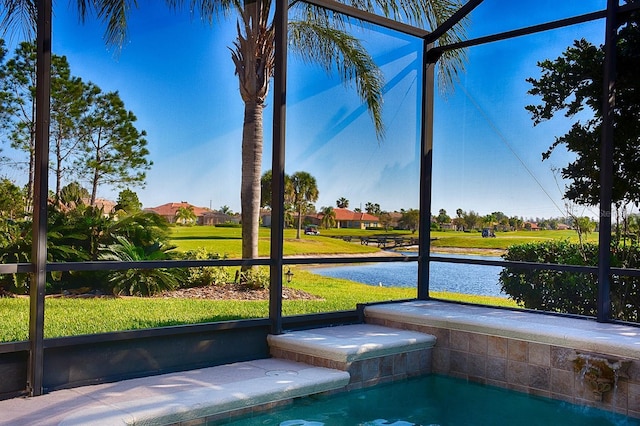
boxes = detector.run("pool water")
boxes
[221,375,639,426]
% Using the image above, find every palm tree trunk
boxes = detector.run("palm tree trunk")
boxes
[241,100,264,262]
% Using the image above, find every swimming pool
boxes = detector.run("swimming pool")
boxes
[221,375,639,425]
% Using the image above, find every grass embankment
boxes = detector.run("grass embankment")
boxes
[0,269,517,342]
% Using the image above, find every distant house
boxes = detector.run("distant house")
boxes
[525,222,540,231]
[144,201,210,224]
[316,207,380,229]
[556,223,571,230]
[200,210,240,226]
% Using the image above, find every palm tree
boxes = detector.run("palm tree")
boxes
[175,205,197,225]
[320,206,336,229]
[336,197,349,209]
[4,0,468,263]
[290,171,318,239]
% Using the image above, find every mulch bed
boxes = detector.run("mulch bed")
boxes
[157,283,322,301]
[2,284,321,301]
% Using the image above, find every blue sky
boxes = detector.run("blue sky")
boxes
[2,0,608,219]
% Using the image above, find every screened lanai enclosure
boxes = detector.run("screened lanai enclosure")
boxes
[0,0,638,399]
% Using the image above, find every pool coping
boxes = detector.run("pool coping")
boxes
[364,300,640,360]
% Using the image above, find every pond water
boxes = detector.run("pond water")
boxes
[309,253,505,297]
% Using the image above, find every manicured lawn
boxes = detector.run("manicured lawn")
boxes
[0,226,581,342]
[169,226,594,254]
[429,230,598,250]
[168,226,380,257]
[0,268,518,342]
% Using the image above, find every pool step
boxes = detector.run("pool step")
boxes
[268,323,437,390]
[1,359,349,426]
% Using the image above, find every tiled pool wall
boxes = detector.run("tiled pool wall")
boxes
[269,346,433,391]
[367,316,640,419]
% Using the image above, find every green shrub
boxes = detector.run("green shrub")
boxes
[500,240,640,321]
[180,248,230,287]
[239,266,270,290]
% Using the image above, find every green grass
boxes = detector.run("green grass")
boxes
[0,268,518,342]
[1,226,579,342]
[169,226,595,255]
[429,230,598,251]
[168,226,380,257]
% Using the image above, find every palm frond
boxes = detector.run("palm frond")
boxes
[289,19,385,140]
[165,0,238,22]
[291,0,468,91]
[0,0,36,41]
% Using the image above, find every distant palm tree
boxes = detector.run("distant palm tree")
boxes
[290,171,318,239]
[320,206,336,229]
[336,197,349,209]
[175,205,197,225]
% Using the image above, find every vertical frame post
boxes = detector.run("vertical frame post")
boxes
[597,0,618,322]
[29,0,52,396]
[269,0,288,334]
[417,42,437,300]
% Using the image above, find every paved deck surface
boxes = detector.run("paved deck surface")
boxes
[0,358,349,426]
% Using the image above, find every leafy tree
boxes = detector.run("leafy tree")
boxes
[76,88,151,205]
[219,205,233,215]
[379,211,393,231]
[399,208,420,233]
[0,178,24,219]
[114,189,142,215]
[0,42,89,205]
[436,208,450,226]
[462,210,481,231]
[290,171,318,239]
[0,41,37,209]
[336,197,349,209]
[320,206,336,229]
[175,205,197,225]
[526,4,640,207]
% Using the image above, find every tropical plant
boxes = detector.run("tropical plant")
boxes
[320,206,336,229]
[99,235,180,296]
[290,171,319,239]
[58,181,90,208]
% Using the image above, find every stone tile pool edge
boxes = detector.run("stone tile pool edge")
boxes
[365,300,640,419]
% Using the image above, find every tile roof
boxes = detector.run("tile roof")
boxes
[330,208,379,222]
[145,202,210,217]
